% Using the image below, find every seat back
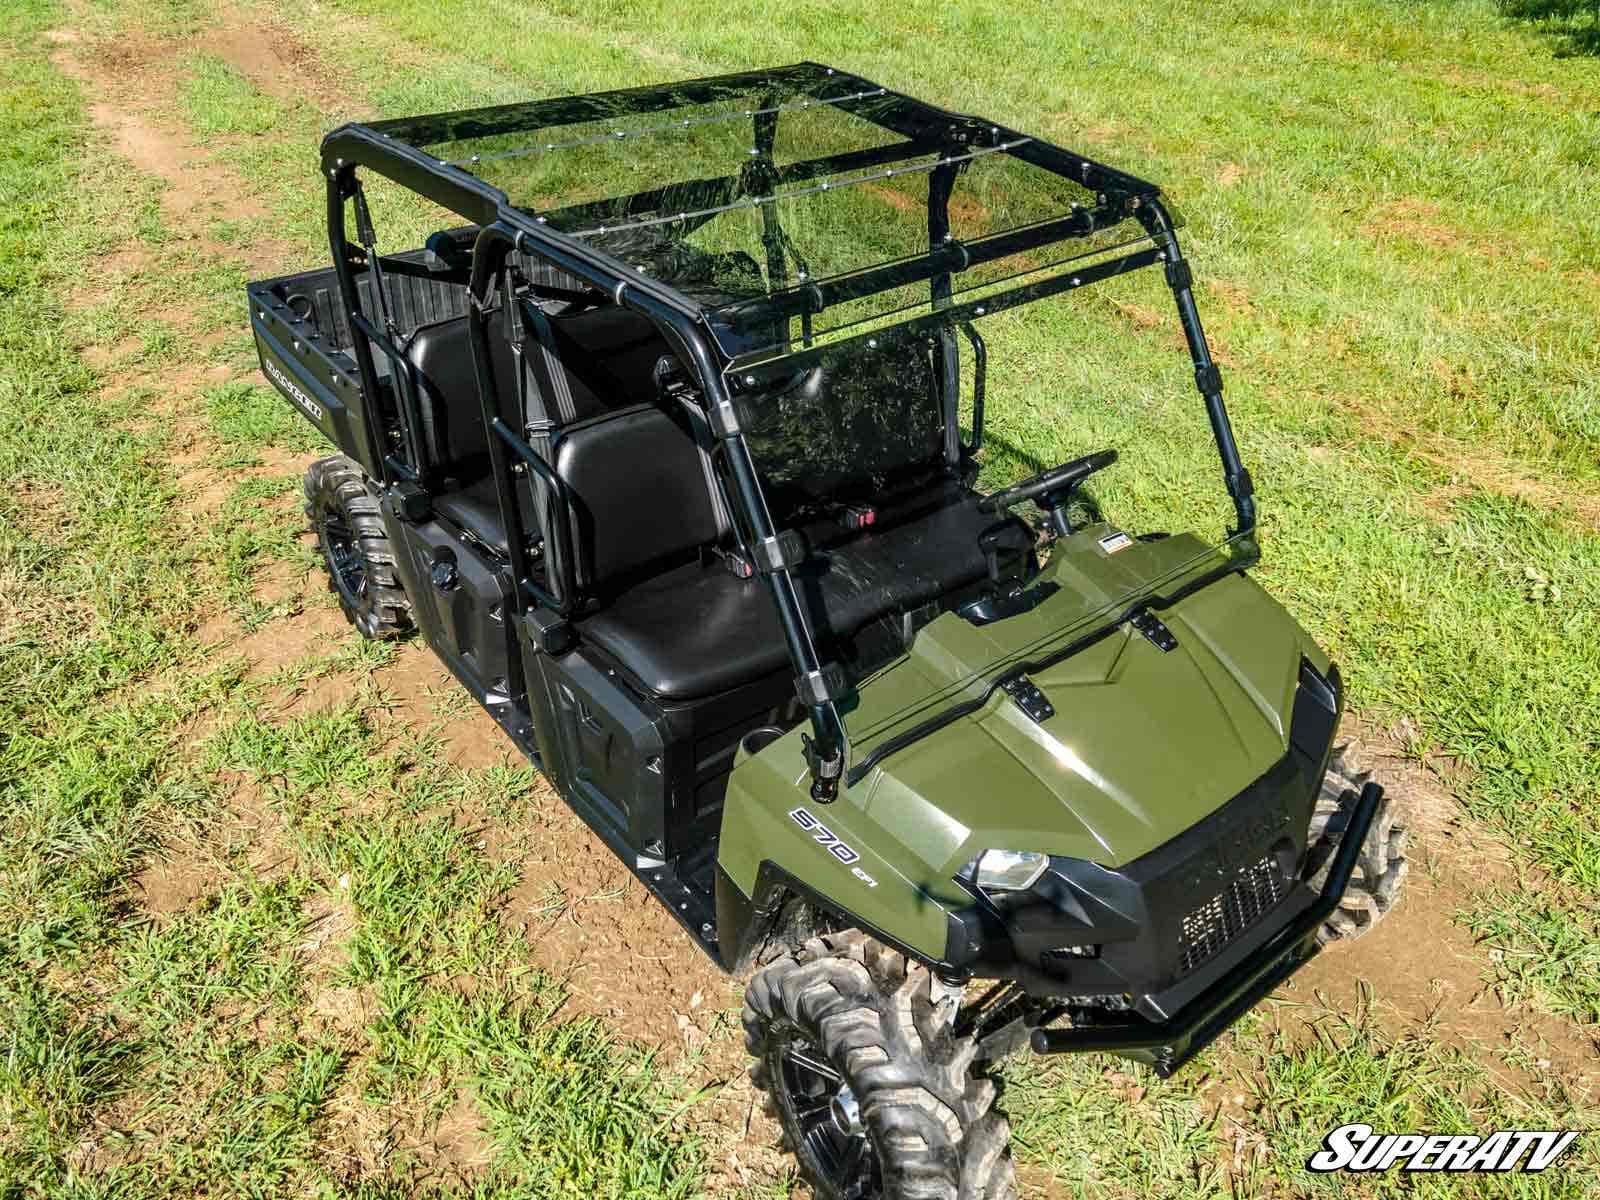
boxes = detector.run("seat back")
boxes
[404,304,685,480]
[736,336,946,517]
[554,405,722,594]
[403,313,514,476]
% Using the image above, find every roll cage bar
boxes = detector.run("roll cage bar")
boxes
[318,63,1256,796]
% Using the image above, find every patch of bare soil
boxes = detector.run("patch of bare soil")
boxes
[1363,197,1463,250]
[133,846,225,918]
[368,645,516,770]
[203,5,356,117]
[1269,723,1598,1085]
[50,31,259,243]
[492,791,737,1054]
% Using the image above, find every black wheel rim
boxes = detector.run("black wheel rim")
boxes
[319,508,367,611]
[773,1027,881,1198]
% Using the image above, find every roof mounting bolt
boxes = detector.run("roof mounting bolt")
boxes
[512,462,527,476]
[975,305,986,315]
[743,374,757,387]
[797,269,807,280]
[1131,197,1142,208]
[748,147,759,155]
[1156,249,1167,260]
[1071,276,1082,286]
[614,130,625,138]
[826,68,835,74]
[868,338,878,348]
[470,154,481,163]
[636,265,647,273]
[701,922,714,936]
[536,216,547,223]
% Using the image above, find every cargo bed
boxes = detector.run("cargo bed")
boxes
[247,248,473,477]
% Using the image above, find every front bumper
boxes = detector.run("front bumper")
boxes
[1030,780,1382,1076]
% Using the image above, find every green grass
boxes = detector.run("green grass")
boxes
[0,2,708,1195]
[1241,1015,1600,1197]
[4,0,1600,1195]
[205,381,325,458]
[179,53,285,136]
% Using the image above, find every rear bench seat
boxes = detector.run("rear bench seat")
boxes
[403,305,1021,703]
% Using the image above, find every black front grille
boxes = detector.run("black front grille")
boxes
[1179,854,1285,974]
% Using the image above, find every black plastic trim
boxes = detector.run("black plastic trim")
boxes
[1029,782,1382,1075]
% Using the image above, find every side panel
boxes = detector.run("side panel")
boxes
[386,513,517,703]
[718,730,968,966]
[514,622,668,859]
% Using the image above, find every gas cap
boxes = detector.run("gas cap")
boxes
[430,554,459,591]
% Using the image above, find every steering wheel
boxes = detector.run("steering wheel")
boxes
[978,448,1118,521]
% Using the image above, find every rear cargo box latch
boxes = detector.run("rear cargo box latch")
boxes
[999,674,1055,723]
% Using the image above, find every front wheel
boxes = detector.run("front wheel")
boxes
[304,455,411,639]
[743,930,1015,1200]
[1307,750,1408,943]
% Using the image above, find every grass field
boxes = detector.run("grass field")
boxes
[2,0,1597,1195]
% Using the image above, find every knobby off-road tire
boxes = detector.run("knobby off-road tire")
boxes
[744,929,1016,1200]
[304,455,411,639]
[1307,748,1408,943]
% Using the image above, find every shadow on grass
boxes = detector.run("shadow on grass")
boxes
[1500,0,1600,56]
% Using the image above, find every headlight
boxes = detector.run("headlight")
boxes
[966,848,1049,892]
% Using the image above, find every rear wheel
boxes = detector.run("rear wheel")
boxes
[1308,750,1408,943]
[304,455,411,639]
[743,930,1015,1200]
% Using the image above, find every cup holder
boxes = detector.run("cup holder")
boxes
[740,725,785,758]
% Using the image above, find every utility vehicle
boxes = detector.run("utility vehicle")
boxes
[249,64,1406,1198]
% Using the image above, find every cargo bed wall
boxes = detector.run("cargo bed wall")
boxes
[247,246,587,479]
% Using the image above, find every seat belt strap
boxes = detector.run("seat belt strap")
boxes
[519,296,578,425]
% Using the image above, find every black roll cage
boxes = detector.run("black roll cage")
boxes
[317,63,1256,790]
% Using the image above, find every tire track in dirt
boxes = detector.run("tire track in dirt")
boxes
[45,12,788,1190]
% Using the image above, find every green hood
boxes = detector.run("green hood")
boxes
[841,535,1324,875]
[716,528,1330,965]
